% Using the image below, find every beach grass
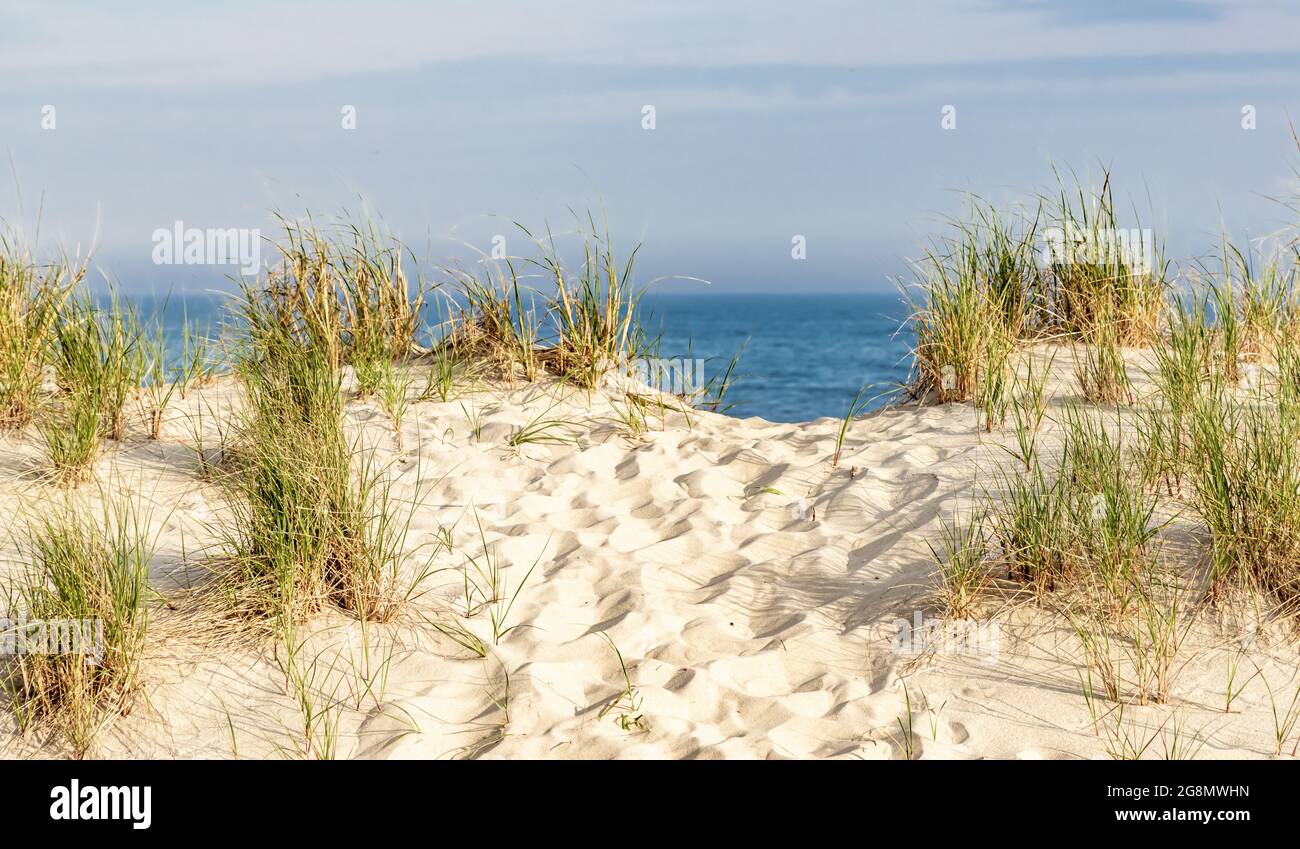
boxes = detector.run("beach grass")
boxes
[214,269,431,628]
[435,214,652,393]
[37,384,103,486]
[907,248,1007,403]
[49,290,146,443]
[526,215,648,389]
[1040,167,1166,345]
[0,240,82,431]
[253,215,425,377]
[3,496,153,757]
[927,509,993,620]
[1187,378,1300,606]
[905,169,1166,404]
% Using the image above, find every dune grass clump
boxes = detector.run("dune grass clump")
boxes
[1187,381,1300,606]
[907,202,1036,403]
[139,318,181,440]
[909,259,1011,403]
[990,461,1072,591]
[217,281,425,627]
[1061,418,1188,710]
[258,215,425,391]
[49,291,146,442]
[1197,241,1300,384]
[3,498,153,757]
[438,264,542,383]
[530,218,650,389]
[905,171,1165,406]
[1128,293,1217,496]
[1059,409,1160,606]
[975,329,1015,430]
[375,359,413,447]
[1234,249,1299,360]
[37,292,146,483]
[334,219,425,368]
[177,316,216,399]
[38,386,103,487]
[0,240,82,430]
[1072,312,1133,405]
[417,333,483,404]
[981,404,1160,599]
[1133,399,1181,496]
[1008,353,1052,469]
[1070,566,1193,707]
[942,403,1187,708]
[1145,294,1213,484]
[958,201,1045,339]
[927,510,993,619]
[1040,169,1166,346]
[965,404,1185,706]
[1206,255,1245,385]
[436,216,652,392]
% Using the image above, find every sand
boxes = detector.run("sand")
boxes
[1,348,1296,760]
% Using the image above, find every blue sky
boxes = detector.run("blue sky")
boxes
[1,0,1299,293]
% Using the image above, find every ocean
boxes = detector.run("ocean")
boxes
[142,291,915,423]
[638,293,913,421]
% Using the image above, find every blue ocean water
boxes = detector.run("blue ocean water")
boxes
[638,293,913,421]
[143,291,915,423]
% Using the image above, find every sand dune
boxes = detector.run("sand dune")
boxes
[1,350,1295,760]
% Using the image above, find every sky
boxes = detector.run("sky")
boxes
[1,0,1299,293]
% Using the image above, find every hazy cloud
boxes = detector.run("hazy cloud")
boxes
[4,1,1300,88]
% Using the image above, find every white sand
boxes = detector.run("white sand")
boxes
[1,350,1296,759]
